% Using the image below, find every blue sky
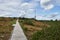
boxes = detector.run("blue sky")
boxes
[0,0,60,20]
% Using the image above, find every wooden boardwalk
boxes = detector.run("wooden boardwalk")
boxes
[10,20,27,40]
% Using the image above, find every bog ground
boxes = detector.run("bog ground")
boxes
[0,17,60,40]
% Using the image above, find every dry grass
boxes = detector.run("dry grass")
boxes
[0,17,16,40]
[19,18,50,40]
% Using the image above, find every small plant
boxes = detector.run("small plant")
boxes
[31,24,60,40]
[23,27,28,31]
[23,20,34,26]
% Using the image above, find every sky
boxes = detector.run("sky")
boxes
[0,0,60,20]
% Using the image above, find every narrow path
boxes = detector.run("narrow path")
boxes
[10,19,27,40]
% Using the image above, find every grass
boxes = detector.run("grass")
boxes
[0,17,60,40]
[19,18,34,26]
[31,21,60,40]
[0,17,16,40]
[19,18,60,40]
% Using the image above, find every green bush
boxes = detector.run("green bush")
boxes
[25,21,33,25]
[23,20,34,26]
[31,21,60,40]
[23,27,28,31]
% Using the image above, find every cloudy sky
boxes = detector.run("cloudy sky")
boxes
[0,0,60,20]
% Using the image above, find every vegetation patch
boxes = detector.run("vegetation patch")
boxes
[0,17,16,40]
[19,18,60,40]
[0,17,60,40]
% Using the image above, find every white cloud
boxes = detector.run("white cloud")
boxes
[36,12,59,20]
[0,0,37,17]
[0,12,11,17]
[36,15,51,20]
[18,11,26,17]
[0,0,59,20]
[34,0,40,1]
[0,0,22,17]
[44,4,54,10]
[40,0,54,10]
[40,0,50,4]
[20,2,36,15]
[21,2,37,9]
[48,12,59,18]
[54,0,60,6]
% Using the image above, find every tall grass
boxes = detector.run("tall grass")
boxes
[19,18,34,26]
[31,21,60,40]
